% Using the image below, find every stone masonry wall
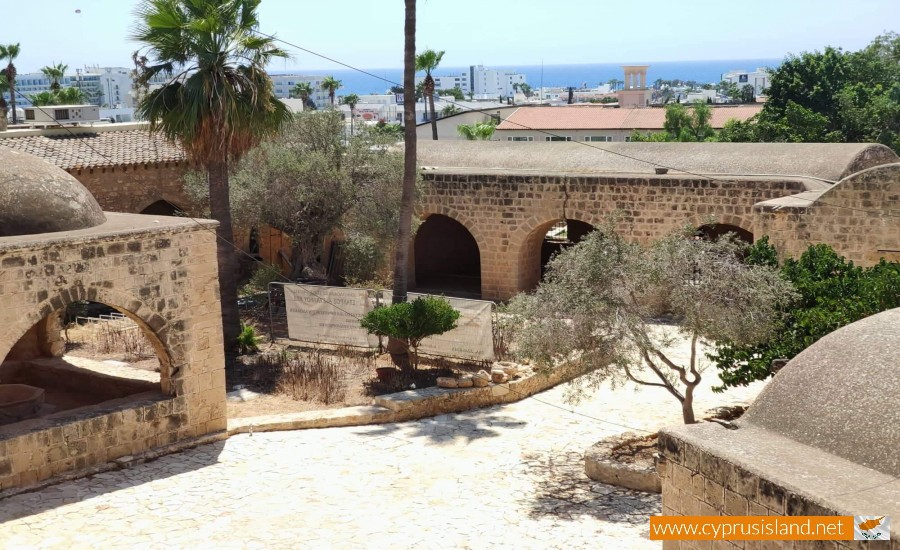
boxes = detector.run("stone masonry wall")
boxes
[0,217,226,491]
[655,432,885,550]
[66,163,193,214]
[756,164,900,265]
[419,172,808,300]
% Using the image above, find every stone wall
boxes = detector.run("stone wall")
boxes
[756,164,900,264]
[0,215,226,492]
[656,430,896,550]
[419,171,808,300]
[66,163,193,214]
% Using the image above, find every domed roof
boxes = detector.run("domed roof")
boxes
[0,147,106,237]
[741,307,900,476]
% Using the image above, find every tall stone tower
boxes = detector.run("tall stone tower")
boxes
[617,65,652,108]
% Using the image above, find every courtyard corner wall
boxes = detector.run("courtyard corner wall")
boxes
[756,163,900,264]
[68,163,192,214]
[0,215,226,491]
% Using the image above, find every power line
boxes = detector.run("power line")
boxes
[10,89,369,321]
[258,30,900,221]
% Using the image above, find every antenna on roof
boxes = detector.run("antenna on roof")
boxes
[540,59,544,106]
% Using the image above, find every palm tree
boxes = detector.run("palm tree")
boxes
[321,76,341,108]
[392,0,417,306]
[0,73,8,131]
[520,83,532,98]
[343,93,359,136]
[457,121,495,140]
[0,43,21,125]
[607,78,620,91]
[41,63,68,92]
[56,86,86,105]
[28,91,57,107]
[415,48,444,140]
[132,0,291,349]
[292,81,314,109]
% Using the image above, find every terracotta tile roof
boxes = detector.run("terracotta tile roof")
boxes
[495,104,763,131]
[0,128,185,170]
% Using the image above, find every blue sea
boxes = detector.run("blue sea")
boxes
[273,59,782,95]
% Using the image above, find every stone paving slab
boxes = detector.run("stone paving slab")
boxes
[0,332,764,549]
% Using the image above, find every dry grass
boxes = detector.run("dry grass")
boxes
[66,319,155,364]
[246,347,374,405]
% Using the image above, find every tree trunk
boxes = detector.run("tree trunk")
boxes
[429,93,438,140]
[8,70,17,126]
[682,382,697,424]
[391,0,416,306]
[207,160,241,351]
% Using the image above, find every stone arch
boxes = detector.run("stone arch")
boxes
[691,214,754,244]
[413,212,483,299]
[690,214,753,238]
[0,285,179,396]
[138,198,186,217]
[416,206,487,247]
[513,213,599,292]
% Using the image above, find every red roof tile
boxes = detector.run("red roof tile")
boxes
[495,104,763,131]
[0,128,185,170]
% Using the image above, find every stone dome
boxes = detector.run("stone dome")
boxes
[0,147,106,237]
[740,307,900,476]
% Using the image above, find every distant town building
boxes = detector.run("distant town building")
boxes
[721,68,771,96]
[268,74,331,108]
[14,66,169,109]
[616,66,653,108]
[416,65,526,98]
[494,104,763,142]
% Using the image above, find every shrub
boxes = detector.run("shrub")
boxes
[242,262,282,296]
[342,234,380,285]
[710,241,900,390]
[360,296,460,369]
[237,324,260,355]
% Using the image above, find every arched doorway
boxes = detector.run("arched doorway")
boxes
[413,214,481,299]
[0,300,166,427]
[541,219,594,276]
[140,200,184,217]
[519,218,595,292]
[697,224,753,244]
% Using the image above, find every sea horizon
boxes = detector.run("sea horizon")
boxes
[270,58,783,95]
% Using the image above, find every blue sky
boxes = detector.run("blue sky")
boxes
[4,0,896,73]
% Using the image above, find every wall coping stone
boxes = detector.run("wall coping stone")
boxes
[659,422,899,542]
[0,212,217,251]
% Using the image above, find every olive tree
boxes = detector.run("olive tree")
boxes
[183,110,406,281]
[507,227,797,424]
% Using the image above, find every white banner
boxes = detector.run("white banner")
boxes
[408,293,495,362]
[284,285,378,347]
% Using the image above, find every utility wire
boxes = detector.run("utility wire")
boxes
[258,31,900,221]
[10,89,368,321]
[5,46,896,439]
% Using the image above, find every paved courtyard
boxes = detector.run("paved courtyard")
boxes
[0,349,763,549]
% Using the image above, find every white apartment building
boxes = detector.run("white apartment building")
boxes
[721,68,771,96]
[14,66,170,108]
[269,74,331,108]
[416,65,526,98]
[471,65,526,98]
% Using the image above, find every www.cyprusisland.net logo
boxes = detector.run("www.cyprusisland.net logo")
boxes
[854,515,891,540]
